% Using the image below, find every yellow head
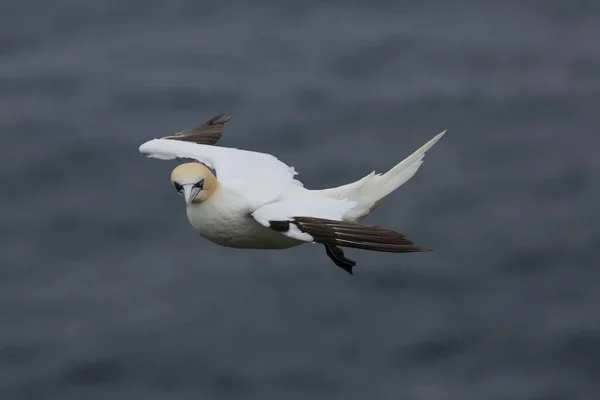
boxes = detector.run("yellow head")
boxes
[170,163,219,206]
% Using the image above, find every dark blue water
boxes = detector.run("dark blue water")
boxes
[2,1,599,399]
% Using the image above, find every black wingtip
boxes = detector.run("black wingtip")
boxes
[203,113,232,125]
[412,246,433,252]
[163,113,233,145]
[293,217,432,254]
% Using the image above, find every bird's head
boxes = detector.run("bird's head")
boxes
[170,162,219,206]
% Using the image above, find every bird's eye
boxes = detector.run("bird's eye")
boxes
[174,182,183,192]
[194,179,204,190]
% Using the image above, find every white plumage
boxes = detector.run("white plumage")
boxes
[139,114,446,274]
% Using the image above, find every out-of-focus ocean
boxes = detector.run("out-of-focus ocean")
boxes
[1,1,599,399]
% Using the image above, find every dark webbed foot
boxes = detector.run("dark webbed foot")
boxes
[324,245,357,275]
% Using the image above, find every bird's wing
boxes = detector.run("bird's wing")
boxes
[139,115,303,194]
[252,198,428,252]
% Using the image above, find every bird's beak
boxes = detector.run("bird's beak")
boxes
[182,184,200,206]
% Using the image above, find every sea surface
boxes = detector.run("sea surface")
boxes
[1,1,599,399]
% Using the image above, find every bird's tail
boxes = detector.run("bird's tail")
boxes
[313,131,446,221]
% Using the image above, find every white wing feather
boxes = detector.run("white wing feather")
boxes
[313,130,446,220]
[139,139,301,184]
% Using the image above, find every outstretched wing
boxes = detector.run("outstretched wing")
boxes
[252,197,429,253]
[139,114,302,191]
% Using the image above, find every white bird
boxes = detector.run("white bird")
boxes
[139,114,446,274]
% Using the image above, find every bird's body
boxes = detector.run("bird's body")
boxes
[185,185,302,249]
[139,114,446,274]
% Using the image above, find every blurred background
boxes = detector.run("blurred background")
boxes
[1,1,599,399]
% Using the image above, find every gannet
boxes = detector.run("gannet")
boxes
[139,114,446,274]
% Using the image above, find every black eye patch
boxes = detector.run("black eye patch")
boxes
[194,179,204,189]
[174,182,183,191]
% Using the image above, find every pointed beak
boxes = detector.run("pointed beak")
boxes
[181,184,200,206]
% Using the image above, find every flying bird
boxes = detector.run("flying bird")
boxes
[139,114,445,274]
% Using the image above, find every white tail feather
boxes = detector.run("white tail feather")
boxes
[314,130,446,221]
